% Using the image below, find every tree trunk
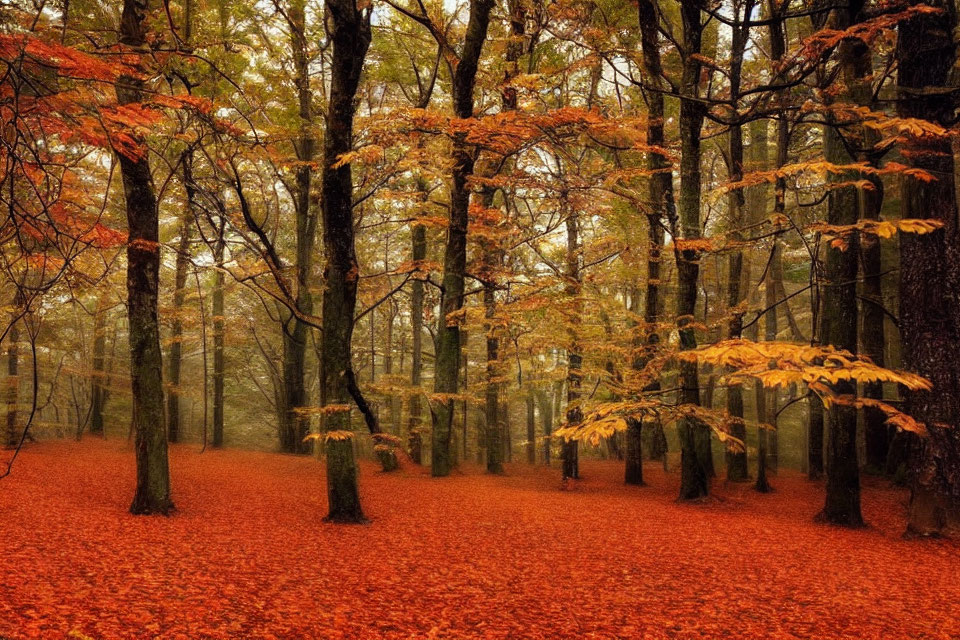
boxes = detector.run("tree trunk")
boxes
[274,0,318,455]
[676,0,709,501]
[4,320,18,448]
[479,187,503,474]
[502,397,512,462]
[808,393,824,480]
[537,388,552,465]
[765,1,790,477]
[897,0,960,536]
[431,0,494,477]
[724,0,754,483]
[167,0,197,443]
[384,304,401,434]
[117,0,172,516]
[526,393,535,464]
[562,213,581,481]
[166,186,192,444]
[408,223,426,464]
[319,0,371,523]
[90,301,107,437]
[816,2,866,527]
[212,226,225,449]
[852,38,887,476]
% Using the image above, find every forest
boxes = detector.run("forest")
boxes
[1,0,960,637]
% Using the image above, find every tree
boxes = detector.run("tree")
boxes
[816,0,867,528]
[117,0,173,516]
[318,0,372,523]
[897,0,960,536]
[431,0,495,477]
[675,0,710,501]
[278,0,319,455]
[385,0,496,476]
[723,0,755,484]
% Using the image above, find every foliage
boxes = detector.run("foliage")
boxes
[3,440,960,639]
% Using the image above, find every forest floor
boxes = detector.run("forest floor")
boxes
[1,440,958,640]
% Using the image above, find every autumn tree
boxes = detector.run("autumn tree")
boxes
[318,0,373,523]
[117,0,172,516]
[896,0,960,536]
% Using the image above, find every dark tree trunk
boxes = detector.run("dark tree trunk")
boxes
[623,291,646,486]
[624,418,644,486]
[90,301,108,436]
[278,0,318,455]
[676,0,709,501]
[808,393,824,480]
[117,0,172,516]
[897,0,960,536]
[431,0,495,477]
[562,213,581,481]
[526,393,535,464]
[480,189,502,474]
[765,1,791,477]
[166,184,192,444]
[407,223,426,464]
[537,389,552,465]
[502,397,512,462]
[384,304,401,434]
[4,321,18,448]
[724,0,754,483]
[319,0,371,523]
[850,21,887,476]
[809,235,825,481]
[816,2,866,527]
[211,226,225,449]
[167,0,197,444]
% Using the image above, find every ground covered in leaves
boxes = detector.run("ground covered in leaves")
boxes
[1,440,958,640]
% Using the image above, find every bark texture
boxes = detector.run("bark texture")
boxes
[431,0,495,477]
[118,0,172,516]
[897,0,960,536]
[319,0,372,523]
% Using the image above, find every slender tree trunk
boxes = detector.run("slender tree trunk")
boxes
[212,226,225,449]
[431,0,495,477]
[526,393,535,464]
[676,0,709,500]
[4,320,18,448]
[408,224,426,464]
[851,39,887,476]
[724,0,754,483]
[460,329,468,463]
[816,1,866,527]
[636,0,672,472]
[624,291,645,485]
[478,184,502,474]
[537,389,552,465]
[502,397,512,462]
[562,213,581,481]
[275,0,318,455]
[117,0,172,516]
[319,0,371,523]
[384,304,400,434]
[748,114,772,493]
[765,0,790,477]
[897,0,960,536]
[166,201,191,444]
[90,301,107,436]
[808,227,825,481]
